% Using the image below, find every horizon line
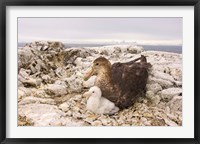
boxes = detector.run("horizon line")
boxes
[18,40,182,46]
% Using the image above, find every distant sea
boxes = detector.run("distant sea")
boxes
[18,43,182,54]
[141,45,182,54]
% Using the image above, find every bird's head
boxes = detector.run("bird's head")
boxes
[83,57,111,81]
[83,86,102,99]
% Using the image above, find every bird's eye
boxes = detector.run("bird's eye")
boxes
[92,91,95,93]
[95,63,99,66]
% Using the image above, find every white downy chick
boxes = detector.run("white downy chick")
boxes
[83,86,119,115]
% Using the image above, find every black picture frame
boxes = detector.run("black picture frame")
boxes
[0,0,200,144]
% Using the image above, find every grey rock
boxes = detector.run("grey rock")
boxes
[18,103,66,126]
[18,96,55,105]
[18,47,35,69]
[159,88,182,101]
[45,84,67,96]
[59,102,70,112]
[148,76,173,88]
[167,96,182,111]
[146,83,162,94]
[42,75,51,83]
[22,78,42,87]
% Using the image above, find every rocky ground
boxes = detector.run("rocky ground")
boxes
[18,41,182,126]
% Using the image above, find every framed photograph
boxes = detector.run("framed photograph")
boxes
[0,0,199,143]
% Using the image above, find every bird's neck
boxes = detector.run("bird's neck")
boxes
[96,67,113,87]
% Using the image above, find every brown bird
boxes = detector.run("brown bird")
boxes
[84,55,151,109]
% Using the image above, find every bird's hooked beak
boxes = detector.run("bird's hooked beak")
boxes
[83,91,91,100]
[83,67,95,81]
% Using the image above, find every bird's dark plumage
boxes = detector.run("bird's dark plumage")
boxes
[84,55,151,109]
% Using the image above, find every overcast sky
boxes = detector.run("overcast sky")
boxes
[18,18,182,45]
